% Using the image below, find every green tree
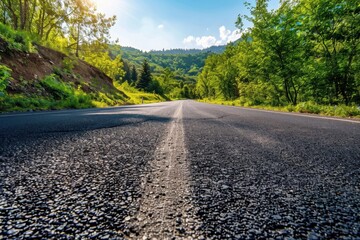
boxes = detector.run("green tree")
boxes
[299,0,360,104]
[122,60,131,83]
[136,60,152,91]
[160,67,174,93]
[130,65,138,85]
[65,0,116,57]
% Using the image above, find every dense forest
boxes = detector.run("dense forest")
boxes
[197,0,360,111]
[109,45,226,99]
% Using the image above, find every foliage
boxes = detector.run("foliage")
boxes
[200,99,360,118]
[0,64,12,95]
[115,81,167,104]
[117,46,211,78]
[84,52,124,81]
[130,65,138,85]
[0,0,115,57]
[198,0,360,108]
[0,23,35,52]
[111,45,218,99]
[0,1,170,112]
[62,57,77,74]
[41,74,73,99]
[136,60,152,91]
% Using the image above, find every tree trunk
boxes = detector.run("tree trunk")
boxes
[75,22,81,57]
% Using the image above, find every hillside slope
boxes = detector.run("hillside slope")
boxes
[1,39,118,95]
[0,38,165,112]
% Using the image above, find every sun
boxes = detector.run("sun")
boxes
[91,0,134,25]
[91,0,129,15]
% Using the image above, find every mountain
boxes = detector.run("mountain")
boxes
[120,45,226,55]
[110,44,227,85]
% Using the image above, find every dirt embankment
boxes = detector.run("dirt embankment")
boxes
[0,38,121,96]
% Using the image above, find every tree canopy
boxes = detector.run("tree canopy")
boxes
[197,0,360,106]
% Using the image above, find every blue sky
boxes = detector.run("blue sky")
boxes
[94,0,279,51]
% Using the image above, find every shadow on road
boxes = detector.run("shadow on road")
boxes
[0,112,172,137]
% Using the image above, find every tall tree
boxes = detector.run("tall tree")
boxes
[136,60,152,91]
[122,60,131,83]
[64,0,115,57]
[160,67,174,93]
[130,65,138,85]
[299,0,360,104]
[197,0,359,106]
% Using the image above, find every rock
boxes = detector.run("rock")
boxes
[272,215,282,220]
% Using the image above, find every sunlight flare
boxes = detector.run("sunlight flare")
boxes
[92,0,129,16]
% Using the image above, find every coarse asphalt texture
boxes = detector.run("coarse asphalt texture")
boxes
[0,100,359,239]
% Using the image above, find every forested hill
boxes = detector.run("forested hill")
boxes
[110,44,226,76]
[120,45,226,55]
[108,44,227,99]
[147,45,226,55]
[117,46,211,76]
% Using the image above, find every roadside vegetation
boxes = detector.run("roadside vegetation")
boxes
[200,99,360,118]
[197,0,360,118]
[0,0,166,112]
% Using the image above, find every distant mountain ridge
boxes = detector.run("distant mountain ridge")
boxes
[121,45,226,55]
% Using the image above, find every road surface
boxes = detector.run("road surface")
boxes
[1,100,359,239]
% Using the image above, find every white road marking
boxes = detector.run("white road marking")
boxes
[133,102,202,239]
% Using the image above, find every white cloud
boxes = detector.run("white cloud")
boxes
[183,35,195,44]
[219,26,231,41]
[183,26,242,49]
[157,24,164,29]
[227,29,242,43]
[195,36,217,48]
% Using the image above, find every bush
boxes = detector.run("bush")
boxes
[148,79,164,95]
[41,74,73,99]
[39,74,93,109]
[0,23,35,52]
[333,105,360,117]
[0,64,12,95]
[295,101,321,114]
[285,105,295,112]
[62,57,77,73]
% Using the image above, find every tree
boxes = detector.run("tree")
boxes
[299,0,360,104]
[64,0,116,57]
[0,0,116,58]
[197,0,359,107]
[122,60,131,83]
[130,65,138,85]
[136,60,152,91]
[160,67,174,93]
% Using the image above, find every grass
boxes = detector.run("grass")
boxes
[0,64,12,95]
[0,23,36,52]
[0,73,93,112]
[0,74,168,113]
[115,81,167,104]
[199,99,360,118]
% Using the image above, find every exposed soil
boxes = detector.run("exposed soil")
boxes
[0,38,120,96]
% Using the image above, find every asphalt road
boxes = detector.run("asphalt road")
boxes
[0,100,359,239]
